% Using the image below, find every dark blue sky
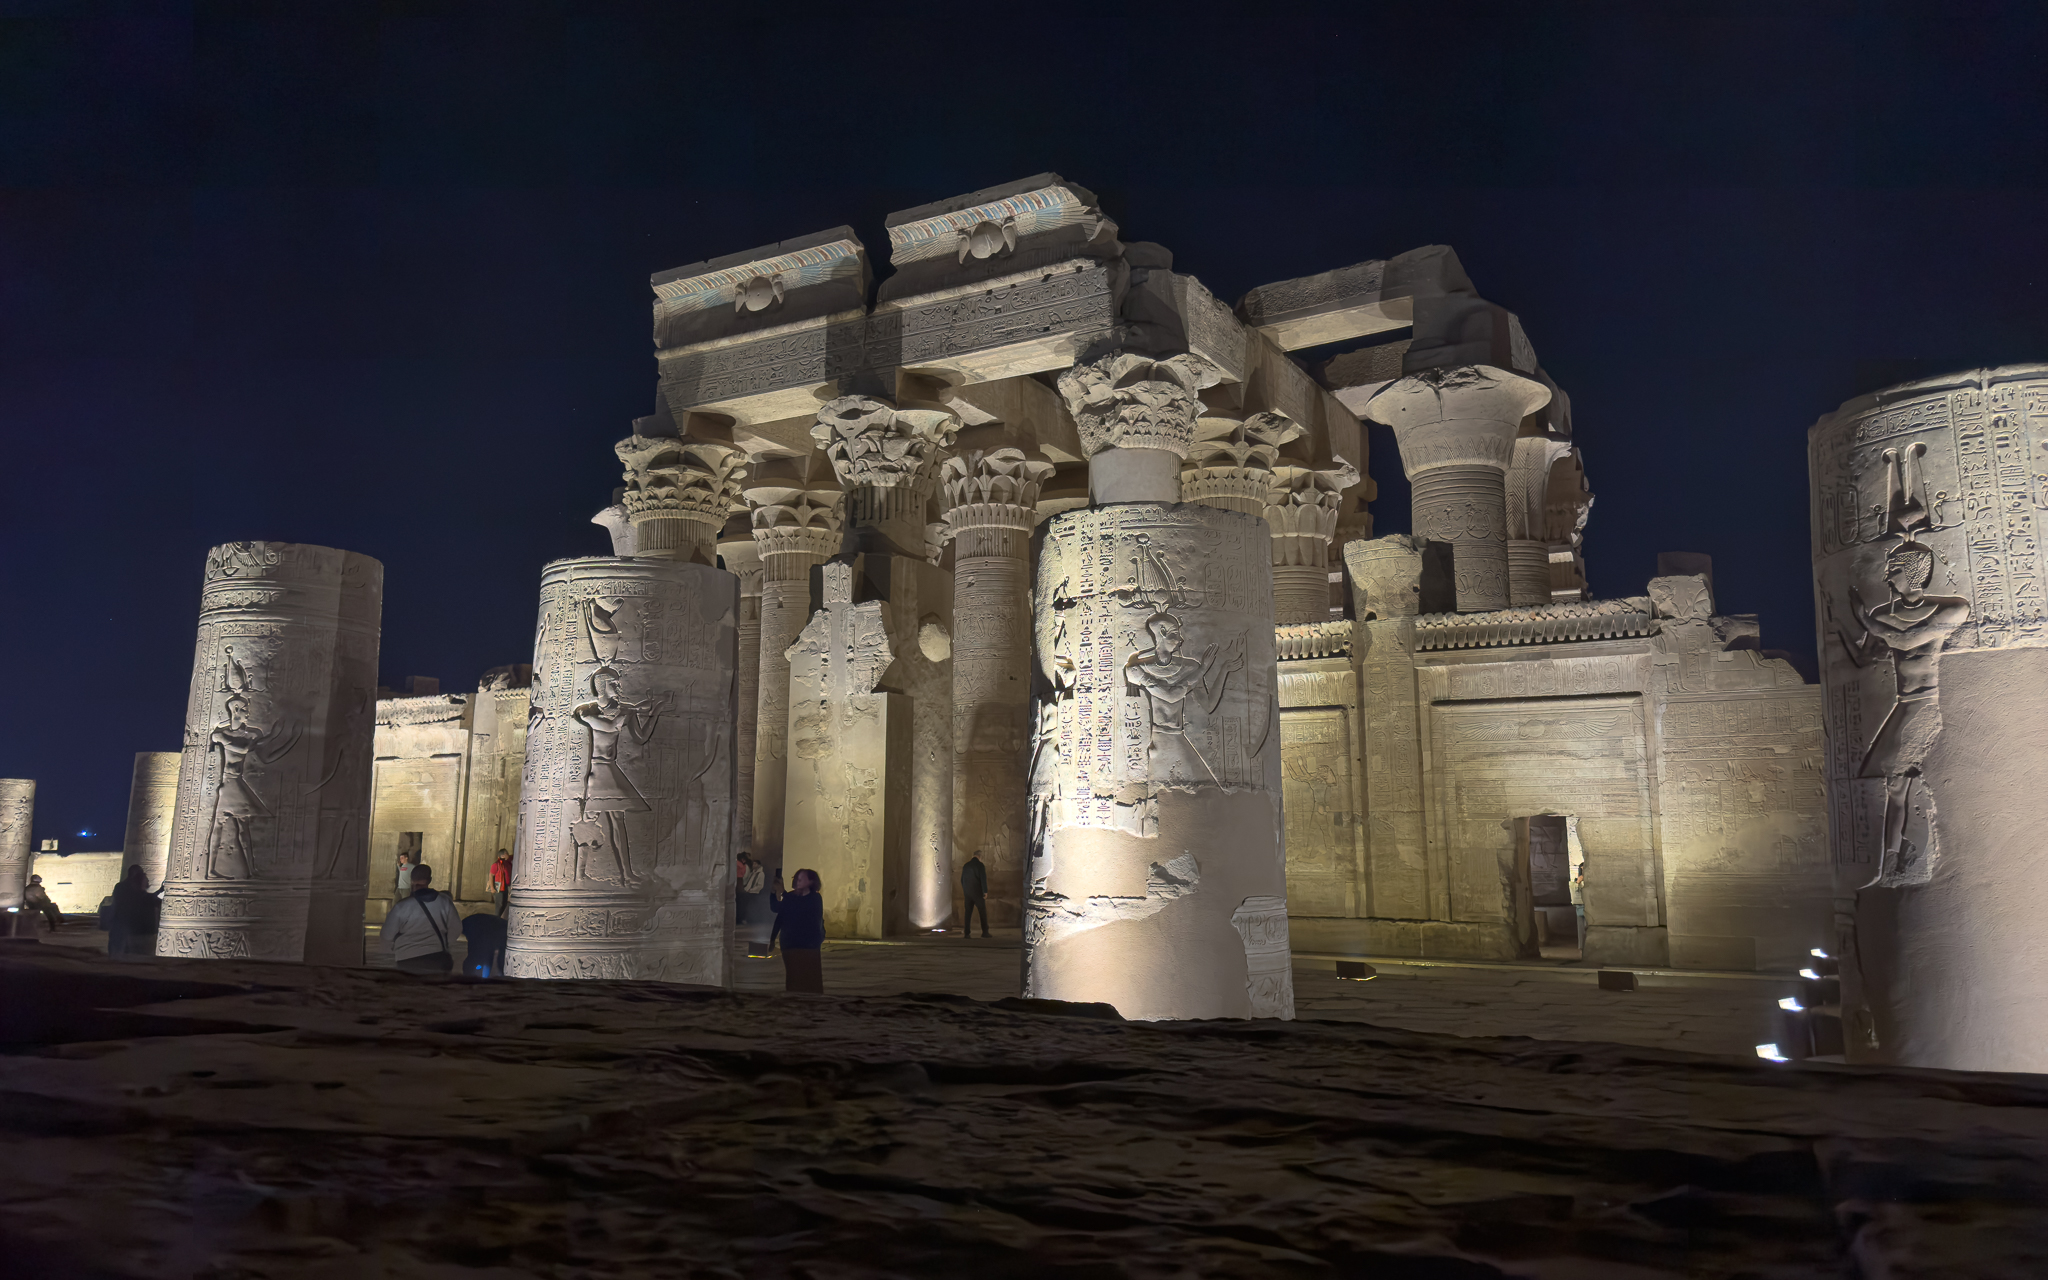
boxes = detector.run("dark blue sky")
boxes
[4,1,2045,847]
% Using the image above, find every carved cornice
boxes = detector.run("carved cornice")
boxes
[1055,352,1218,459]
[887,184,1102,267]
[1276,620,1355,661]
[376,694,471,728]
[651,237,864,320]
[1413,597,1655,651]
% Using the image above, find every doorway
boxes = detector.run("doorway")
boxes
[1519,815,1580,960]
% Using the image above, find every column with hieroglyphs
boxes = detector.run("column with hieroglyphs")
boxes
[158,542,382,964]
[1025,352,1292,1020]
[718,528,764,855]
[505,556,738,982]
[940,448,1053,928]
[0,779,33,912]
[811,394,959,932]
[122,752,181,889]
[1363,366,1551,613]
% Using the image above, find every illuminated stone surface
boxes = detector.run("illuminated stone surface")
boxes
[1810,365,2048,1073]
[504,557,737,983]
[158,542,382,964]
[120,752,180,890]
[6,946,2046,1276]
[0,778,33,912]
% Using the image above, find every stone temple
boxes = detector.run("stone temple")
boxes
[69,174,2040,1069]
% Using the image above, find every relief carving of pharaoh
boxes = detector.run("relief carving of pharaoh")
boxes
[204,691,300,879]
[1821,442,1969,886]
[569,664,674,886]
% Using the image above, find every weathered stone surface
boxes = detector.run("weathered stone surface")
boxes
[1810,364,2048,1073]
[6,946,2046,1278]
[120,753,179,890]
[748,485,842,870]
[650,226,868,352]
[158,542,382,965]
[0,778,35,911]
[507,557,737,983]
[365,693,473,926]
[879,172,1121,303]
[1028,503,1289,1019]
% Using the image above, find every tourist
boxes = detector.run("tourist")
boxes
[770,868,825,994]
[489,849,512,917]
[394,850,416,902]
[382,863,461,975]
[108,865,160,959]
[959,851,990,938]
[460,910,507,979]
[22,875,60,932]
[736,852,766,923]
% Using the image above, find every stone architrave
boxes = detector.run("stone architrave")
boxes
[122,752,181,889]
[615,434,748,564]
[1364,366,1552,613]
[814,395,960,931]
[0,779,32,911]
[719,534,765,855]
[748,487,842,870]
[158,542,383,964]
[1026,352,1291,1021]
[505,557,738,983]
[1808,365,2048,1073]
[782,561,909,939]
[941,448,1053,928]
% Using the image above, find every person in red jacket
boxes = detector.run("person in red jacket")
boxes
[488,850,512,917]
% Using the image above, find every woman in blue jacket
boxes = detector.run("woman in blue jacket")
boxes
[770,868,826,993]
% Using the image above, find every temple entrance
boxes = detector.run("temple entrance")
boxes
[1518,815,1580,960]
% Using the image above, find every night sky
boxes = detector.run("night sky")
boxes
[5,2,2045,849]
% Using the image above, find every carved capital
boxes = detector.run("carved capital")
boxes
[1055,351,1218,459]
[613,435,748,562]
[811,396,959,492]
[940,448,1053,560]
[1363,364,1552,479]
[749,489,844,582]
[1182,411,1301,516]
[1264,454,1360,568]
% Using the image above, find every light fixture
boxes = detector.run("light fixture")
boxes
[1810,948,1831,959]
[1755,1043,1789,1062]
[1778,997,1804,1012]
[1799,968,1821,980]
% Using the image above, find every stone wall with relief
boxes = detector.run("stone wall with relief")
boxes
[505,558,737,984]
[1278,653,1367,921]
[366,694,473,926]
[1808,366,2048,1072]
[158,542,382,965]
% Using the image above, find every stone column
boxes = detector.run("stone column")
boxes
[0,779,32,912]
[1808,364,2048,1073]
[615,433,747,565]
[812,395,959,932]
[1267,457,1361,625]
[505,556,738,983]
[122,752,181,889]
[1363,366,1552,613]
[719,533,765,855]
[158,542,382,964]
[941,448,1053,929]
[1506,437,1570,607]
[747,488,843,871]
[1026,352,1292,1020]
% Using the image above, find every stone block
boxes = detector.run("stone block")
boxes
[1584,926,1669,968]
[878,173,1120,304]
[651,227,868,352]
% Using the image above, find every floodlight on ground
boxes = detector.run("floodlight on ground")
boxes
[1810,948,1831,959]
[1799,968,1821,980]
[1778,997,1804,1011]
[1755,1044,1789,1062]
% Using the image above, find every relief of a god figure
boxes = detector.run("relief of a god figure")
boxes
[1124,611,1245,785]
[571,665,673,885]
[205,693,300,879]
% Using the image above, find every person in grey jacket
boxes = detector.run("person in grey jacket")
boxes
[383,863,462,974]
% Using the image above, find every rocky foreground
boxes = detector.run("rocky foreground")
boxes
[2,944,2044,1278]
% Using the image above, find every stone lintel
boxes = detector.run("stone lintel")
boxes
[879,173,1118,302]
[1235,244,1473,352]
[651,228,868,351]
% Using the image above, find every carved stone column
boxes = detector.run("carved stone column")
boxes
[615,434,747,564]
[1507,437,1572,607]
[1364,366,1552,614]
[158,542,382,964]
[719,532,764,855]
[0,779,32,912]
[1267,456,1361,625]
[123,752,181,890]
[505,557,737,983]
[812,396,960,932]
[941,448,1052,930]
[1025,352,1293,1020]
[748,488,842,871]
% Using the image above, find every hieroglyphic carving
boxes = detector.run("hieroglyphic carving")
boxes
[159,542,382,964]
[1230,895,1296,1018]
[122,752,180,889]
[0,779,33,910]
[505,557,736,984]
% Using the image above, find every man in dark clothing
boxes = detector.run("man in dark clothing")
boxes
[460,910,508,979]
[960,852,990,938]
